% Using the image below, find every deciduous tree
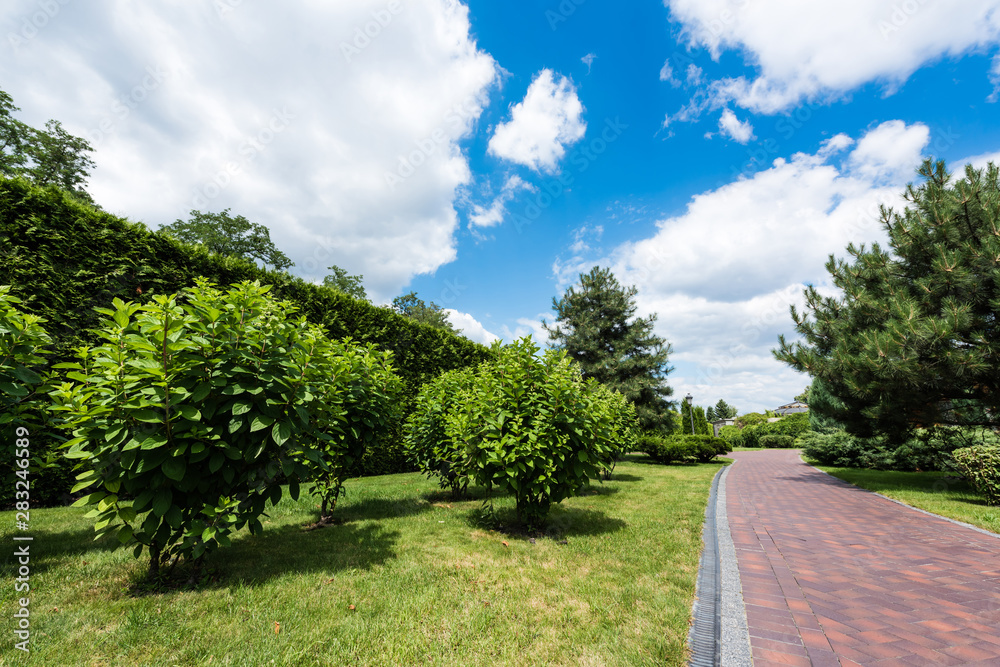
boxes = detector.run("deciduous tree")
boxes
[159,209,293,271]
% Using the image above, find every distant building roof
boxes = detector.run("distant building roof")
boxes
[774,401,808,415]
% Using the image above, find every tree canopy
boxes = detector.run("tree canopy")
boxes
[392,291,458,333]
[159,209,293,271]
[1,88,95,201]
[543,266,674,432]
[775,159,1000,441]
[323,264,367,301]
[706,399,737,422]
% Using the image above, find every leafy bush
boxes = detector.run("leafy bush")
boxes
[590,382,639,479]
[799,427,990,471]
[952,445,1000,506]
[404,367,478,498]
[0,177,492,481]
[409,337,617,528]
[758,434,795,449]
[639,433,729,464]
[728,412,811,448]
[0,286,74,508]
[50,280,393,576]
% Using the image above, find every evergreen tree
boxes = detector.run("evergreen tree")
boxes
[159,209,293,271]
[693,406,711,436]
[543,266,674,432]
[806,377,845,433]
[794,385,811,403]
[707,399,737,421]
[775,160,1000,441]
[680,399,694,435]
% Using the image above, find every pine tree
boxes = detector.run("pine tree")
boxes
[708,399,737,421]
[544,266,674,432]
[775,160,1000,440]
[693,406,711,435]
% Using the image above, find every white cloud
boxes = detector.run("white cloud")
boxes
[990,52,1000,101]
[664,0,1000,115]
[443,309,499,344]
[717,108,755,143]
[659,60,680,85]
[581,53,597,74]
[0,0,498,302]
[562,120,942,412]
[686,64,703,86]
[468,174,535,228]
[487,69,586,173]
[499,315,551,346]
[962,148,1000,169]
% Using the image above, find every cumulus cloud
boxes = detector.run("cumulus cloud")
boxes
[990,53,1000,101]
[560,120,937,412]
[487,69,586,173]
[499,315,551,345]
[717,108,755,143]
[468,174,535,228]
[664,0,1000,115]
[659,60,680,85]
[443,309,499,344]
[0,0,498,302]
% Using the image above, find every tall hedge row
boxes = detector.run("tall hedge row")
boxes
[0,177,492,484]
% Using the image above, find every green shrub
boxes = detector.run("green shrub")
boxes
[758,434,795,448]
[417,337,617,528]
[50,280,395,576]
[639,433,729,464]
[799,427,988,471]
[404,367,478,498]
[590,382,639,479]
[1,286,73,508]
[951,445,1000,506]
[0,177,492,481]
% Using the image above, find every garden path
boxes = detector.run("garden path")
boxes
[724,449,1000,666]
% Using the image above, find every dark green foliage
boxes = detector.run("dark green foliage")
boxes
[0,177,491,483]
[952,445,1000,505]
[794,385,811,403]
[323,265,368,301]
[693,406,711,436]
[408,337,618,528]
[725,412,811,448]
[543,266,674,433]
[50,281,398,575]
[807,377,845,433]
[159,209,293,271]
[776,160,1000,442]
[639,433,730,464]
[0,287,74,507]
[392,291,458,333]
[758,434,795,449]
[1,89,95,202]
[799,427,993,471]
[706,399,737,422]
[404,367,478,498]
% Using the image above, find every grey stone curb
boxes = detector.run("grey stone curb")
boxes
[801,454,1000,542]
[717,463,752,667]
[688,462,752,667]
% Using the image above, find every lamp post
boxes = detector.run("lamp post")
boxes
[685,393,694,435]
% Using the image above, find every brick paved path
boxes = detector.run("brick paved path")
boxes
[725,449,1000,666]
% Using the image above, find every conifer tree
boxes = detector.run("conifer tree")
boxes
[544,266,674,432]
[775,160,1000,441]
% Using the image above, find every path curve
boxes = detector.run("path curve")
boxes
[724,449,1000,666]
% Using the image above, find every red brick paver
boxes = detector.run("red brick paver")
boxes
[726,450,1000,666]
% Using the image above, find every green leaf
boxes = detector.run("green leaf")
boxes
[231,400,252,416]
[162,456,186,481]
[152,490,172,517]
[12,365,42,384]
[250,415,274,432]
[271,421,291,445]
[191,383,212,402]
[208,452,225,473]
[72,492,106,507]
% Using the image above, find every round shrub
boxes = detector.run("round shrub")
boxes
[758,434,795,449]
[952,445,1000,506]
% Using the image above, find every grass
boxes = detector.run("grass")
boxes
[808,462,1000,535]
[1,455,727,666]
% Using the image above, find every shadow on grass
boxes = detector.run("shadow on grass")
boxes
[334,496,435,522]
[606,473,643,482]
[576,484,620,497]
[465,504,626,540]
[421,485,506,504]
[804,468,991,506]
[0,527,120,576]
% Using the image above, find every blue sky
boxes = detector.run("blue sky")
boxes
[3,0,1000,413]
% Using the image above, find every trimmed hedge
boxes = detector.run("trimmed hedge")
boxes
[721,412,811,448]
[639,433,730,464]
[758,434,795,449]
[0,178,493,492]
[798,427,996,472]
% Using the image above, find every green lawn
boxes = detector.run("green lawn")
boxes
[1,456,726,666]
[811,464,1000,535]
